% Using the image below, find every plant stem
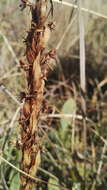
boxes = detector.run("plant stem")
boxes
[19,0,51,189]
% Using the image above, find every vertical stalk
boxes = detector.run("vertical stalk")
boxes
[19,0,52,189]
[78,0,86,92]
[78,0,87,188]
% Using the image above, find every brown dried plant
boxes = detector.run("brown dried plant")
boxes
[19,0,56,189]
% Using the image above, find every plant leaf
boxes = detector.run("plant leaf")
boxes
[48,178,60,190]
[10,173,20,190]
[60,98,76,129]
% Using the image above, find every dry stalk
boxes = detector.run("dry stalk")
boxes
[19,0,56,189]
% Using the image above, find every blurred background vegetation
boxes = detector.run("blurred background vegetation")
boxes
[0,0,107,190]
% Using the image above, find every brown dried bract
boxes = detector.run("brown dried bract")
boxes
[19,1,56,190]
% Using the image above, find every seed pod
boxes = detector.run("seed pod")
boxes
[23,100,31,119]
[39,26,50,49]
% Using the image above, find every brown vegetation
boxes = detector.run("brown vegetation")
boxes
[19,0,55,189]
